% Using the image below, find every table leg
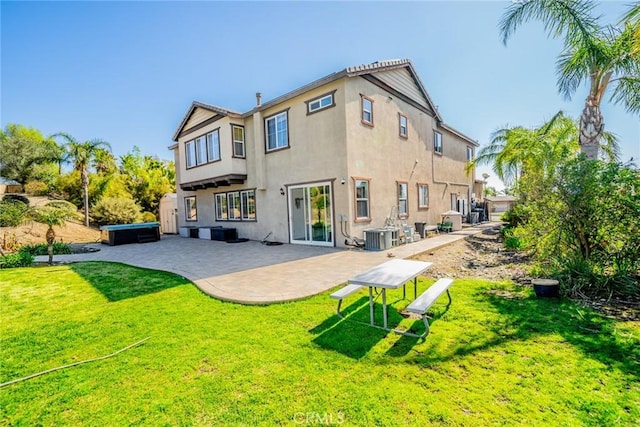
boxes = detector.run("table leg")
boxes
[369,286,374,326]
[414,278,418,299]
[403,283,406,300]
[382,288,388,330]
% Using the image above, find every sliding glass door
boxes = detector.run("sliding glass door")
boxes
[288,182,333,246]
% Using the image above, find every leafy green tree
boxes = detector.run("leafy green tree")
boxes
[28,206,72,265]
[53,133,111,227]
[119,146,175,216]
[0,124,60,184]
[500,0,638,159]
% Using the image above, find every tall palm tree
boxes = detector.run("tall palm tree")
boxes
[623,2,640,55]
[54,133,111,227]
[500,0,639,160]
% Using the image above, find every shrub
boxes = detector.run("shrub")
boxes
[24,181,50,196]
[0,252,33,268]
[46,200,78,216]
[140,211,156,223]
[92,197,141,225]
[19,242,71,256]
[2,194,29,205]
[0,200,29,227]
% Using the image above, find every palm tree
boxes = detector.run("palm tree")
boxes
[623,2,640,55]
[29,206,72,265]
[54,133,111,226]
[500,0,639,160]
[469,111,617,189]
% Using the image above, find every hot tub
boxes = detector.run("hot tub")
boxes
[100,222,161,246]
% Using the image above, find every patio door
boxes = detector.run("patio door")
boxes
[288,182,333,246]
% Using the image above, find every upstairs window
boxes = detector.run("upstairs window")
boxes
[265,111,289,152]
[232,125,245,158]
[467,146,474,161]
[434,131,443,154]
[185,130,220,168]
[206,129,220,162]
[399,113,408,138]
[306,91,335,115]
[185,196,197,221]
[398,182,408,218]
[185,141,196,168]
[361,95,374,126]
[354,179,370,221]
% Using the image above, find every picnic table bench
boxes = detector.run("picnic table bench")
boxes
[405,278,453,338]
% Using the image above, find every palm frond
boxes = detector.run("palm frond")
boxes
[500,0,599,47]
[610,73,640,115]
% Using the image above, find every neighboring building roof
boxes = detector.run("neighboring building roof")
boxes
[0,177,20,185]
[485,196,517,202]
[172,59,478,146]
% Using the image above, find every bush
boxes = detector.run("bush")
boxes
[0,252,33,268]
[19,242,71,256]
[140,211,156,223]
[46,200,78,216]
[2,194,29,205]
[24,181,49,196]
[0,200,29,227]
[91,197,141,225]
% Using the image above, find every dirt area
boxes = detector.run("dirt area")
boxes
[1,219,101,250]
[411,225,639,322]
[411,225,531,283]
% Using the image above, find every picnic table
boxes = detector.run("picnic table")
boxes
[347,259,433,330]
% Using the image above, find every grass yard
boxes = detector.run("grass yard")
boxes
[1,262,639,425]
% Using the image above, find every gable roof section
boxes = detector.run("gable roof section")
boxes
[172,101,242,142]
[173,59,477,145]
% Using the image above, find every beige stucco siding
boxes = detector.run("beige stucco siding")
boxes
[344,75,474,238]
[177,116,247,185]
[374,67,432,113]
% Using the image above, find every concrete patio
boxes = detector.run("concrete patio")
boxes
[36,224,496,304]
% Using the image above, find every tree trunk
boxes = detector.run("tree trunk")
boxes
[82,167,89,227]
[579,100,604,160]
[46,226,55,265]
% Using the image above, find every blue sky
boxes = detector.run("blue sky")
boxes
[2,1,638,190]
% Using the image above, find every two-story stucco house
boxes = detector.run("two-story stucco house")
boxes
[169,59,478,248]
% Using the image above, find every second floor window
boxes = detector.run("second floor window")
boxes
[361,95,373,126]
[232,125,245,158]
[185,129,220,168]
[265,111,288,152]
[467,146,474,161]
[399,113,408,138]
[434,131,443,154]
[307,92,335,114]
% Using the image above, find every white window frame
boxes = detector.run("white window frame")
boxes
[265,111,289,152]
[195,136,207,166]
[434,131,443,154]
[418,184,429,209]
[241,190,256,220]
[308,93,334,114]
[227,192,241,220]
[215,193,228,221]
[206,129,220,162]
[398,182,408,218]
[399,113,408,138]
[232,125,245,158]
[361,95,373,126]
[185,196,197,221]
[185,141,196,168]
[467,146,474,161]
[354,179,370,221]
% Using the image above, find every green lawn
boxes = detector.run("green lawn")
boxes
[1,262,639,426]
